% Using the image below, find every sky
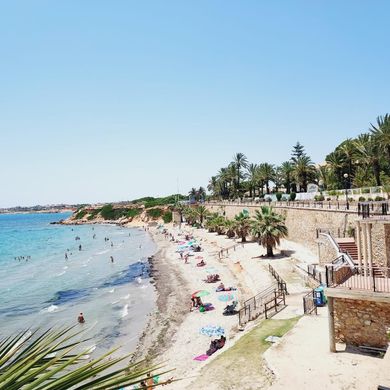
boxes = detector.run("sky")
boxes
[1,1,390,207]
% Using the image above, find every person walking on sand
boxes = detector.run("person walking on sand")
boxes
[78,313,85,324]
[110,256,114,263]
[65,253,68,260]
[79,244,82,251]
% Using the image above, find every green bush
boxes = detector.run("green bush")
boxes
[162,211,173,223]
[289,192,296,201]
[147,208,163,219]
[358,196,366,202]
[127,208,141,218]
[368,197,373,201]
[276,192,282,201]
[100,204,115,220]
[314,195,325,201]
[375,196,385,201]
[362,188,370,194]
[75,210,87,220]
[328,190,337,196]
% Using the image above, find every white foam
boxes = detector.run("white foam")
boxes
[121,294,130,300]
[55,271,66,276]
[42,305,59,313]
[63,266,68,270]
[120,304,129,318]
[109,289,115,293]
[136,277,142,284]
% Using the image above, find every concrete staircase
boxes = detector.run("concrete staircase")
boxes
[337,238,385,278]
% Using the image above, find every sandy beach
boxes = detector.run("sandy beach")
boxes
[132,223,318,389]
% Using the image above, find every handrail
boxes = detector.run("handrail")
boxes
[318,232,356,269]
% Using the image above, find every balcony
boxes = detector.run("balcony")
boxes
[325,265,390,293]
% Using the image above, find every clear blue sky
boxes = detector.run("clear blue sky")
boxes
[1,1,389,207]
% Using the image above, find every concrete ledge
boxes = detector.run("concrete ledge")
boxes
[325,287,390,303]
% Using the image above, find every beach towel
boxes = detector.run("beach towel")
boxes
[218,293,235,302]
[193,354,209,361]
[200,325,225,337]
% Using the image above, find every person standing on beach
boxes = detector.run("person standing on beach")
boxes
[110,256,114,263]
[79,244,82,251]
[65,253,68,260]
[78,313,85,323]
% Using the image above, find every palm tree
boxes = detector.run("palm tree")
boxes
[292,156,316,192]
[279,161,294,193]
[251,206,288,257]
[234,212,251,242]
[224,219,236,238]
[232,153,248,196]
[338,138,357,178]
[195,205,209,225]
[257,163,275,194]
[246,163,258,198]
[354,134,382,186]
[370,114,390,161]
[0,326,171,389]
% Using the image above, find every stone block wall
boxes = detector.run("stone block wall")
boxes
[371,222,386,267]
[333,297,390,348]
[206,204,360,254]
[317,234,339,265]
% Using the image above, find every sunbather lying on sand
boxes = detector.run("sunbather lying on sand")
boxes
[204,274,220,283]
[196,259,206,267]
[206,335,226,356]
[216,282,237,292]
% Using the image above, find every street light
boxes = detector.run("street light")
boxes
[343,173,349,210]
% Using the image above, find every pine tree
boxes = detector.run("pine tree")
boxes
[291,142,306,162]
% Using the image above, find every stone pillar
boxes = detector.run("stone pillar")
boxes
[328,297,336,353]
[356,221,362,267]
[367,223,373,271]
[361,223,368,269]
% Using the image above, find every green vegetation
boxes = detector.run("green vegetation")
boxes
[251,206,288,256]
[75,210,87,220]
[206,115,390,199]
[162,211,173,223]
[0,326,170,389]
[132,194,186,208]
[194,318,300,389]
[147,208,163,219]
[127,208,141,218]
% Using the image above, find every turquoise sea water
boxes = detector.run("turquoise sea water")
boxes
[0,213,156,355]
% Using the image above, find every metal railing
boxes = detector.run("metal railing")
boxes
[303,289,318,315]
[206,200,359,212]
[238,283,286,326]
[325,265,390,293]
[358,201,390,219]
[268,264,289,295]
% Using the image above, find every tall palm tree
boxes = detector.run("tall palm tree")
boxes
[232,153,248,195]
[195,205,209,225]
[338,138,357,178]
[354,134,382,186]
[251,206,288,257]
[234,212,251,242]
[292,156,316,192]
[246,163,258,198]
[370,114,390,161]
[279,161,294,193]
[0,326,171,390]
[257,163,275,194]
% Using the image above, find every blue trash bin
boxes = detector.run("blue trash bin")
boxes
[314,286,326,306]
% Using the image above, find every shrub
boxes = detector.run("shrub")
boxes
[75,210,87,220]
[147,208,163,219]
[326,197,331,201]
[328,190,337,196]
[362,188,370,194]
[100,204,115,220]
[289,192,296,201]
[358,196,366,201]
[314,195,325,201]
[368,197,373,201]
[162,211,173,223]
[127,208,141,218]
[276,192,283,201]
[375,196,385,201]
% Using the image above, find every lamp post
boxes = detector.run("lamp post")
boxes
[343,173,349,210]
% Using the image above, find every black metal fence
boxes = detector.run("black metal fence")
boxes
[268,264,289,295]
[238,283,287,326]
[325,265,390,293]
[358,201,390,219]
[303,289,318,315]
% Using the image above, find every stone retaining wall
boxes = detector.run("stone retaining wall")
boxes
[334,297,390,348]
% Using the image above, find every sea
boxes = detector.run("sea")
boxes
[0,212,157,356]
